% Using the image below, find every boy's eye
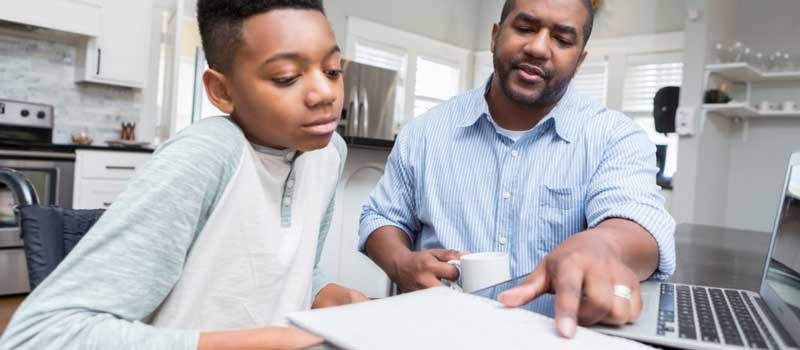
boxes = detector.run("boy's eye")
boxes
[273,75,299,86]
[326,69,343,79]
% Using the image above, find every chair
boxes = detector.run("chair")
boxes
[0,168,104,289]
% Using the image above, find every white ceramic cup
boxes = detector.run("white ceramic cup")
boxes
[758,100,772,112]
[782,101,797,112]
[447,252,511,293]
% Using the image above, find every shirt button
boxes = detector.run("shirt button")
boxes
[283,198,291,206]
[511,150,519,157]
[499,236,507,245]
[286,179,295,188]
[502,191,511,199]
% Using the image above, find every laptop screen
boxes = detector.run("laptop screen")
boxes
[765,163,800,319]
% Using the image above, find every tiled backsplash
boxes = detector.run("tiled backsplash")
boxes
[0,31,143,145]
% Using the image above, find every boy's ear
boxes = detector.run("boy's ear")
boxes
[203,69,235,114]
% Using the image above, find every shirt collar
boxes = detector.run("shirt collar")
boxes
[455,77,493,129]
[458,76,584,143]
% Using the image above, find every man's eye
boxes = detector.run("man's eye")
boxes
[516,26,535,33]
[273,75,299,86]
[556,37,574,46]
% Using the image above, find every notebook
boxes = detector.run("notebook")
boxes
[288,286,654,350]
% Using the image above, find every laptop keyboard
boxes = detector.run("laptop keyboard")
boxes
[658,284,773,349]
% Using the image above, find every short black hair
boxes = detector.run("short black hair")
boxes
[197,0,326,73]
[499,0,595,46]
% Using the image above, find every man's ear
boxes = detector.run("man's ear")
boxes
[490,23,500,54]
[203,69,235,114]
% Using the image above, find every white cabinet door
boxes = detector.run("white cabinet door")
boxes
[77,0,153,88]
[0,0,102,37]
[73,150,151,209]
[320,148,393,299]
[74,179,127,209]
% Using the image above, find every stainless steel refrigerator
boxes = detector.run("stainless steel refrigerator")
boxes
[340,60,399,142]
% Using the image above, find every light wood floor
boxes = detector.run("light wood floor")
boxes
[0,295,26,336]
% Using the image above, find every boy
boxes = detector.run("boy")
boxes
[0,1,366,349]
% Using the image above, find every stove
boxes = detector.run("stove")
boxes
[0,98,74,295]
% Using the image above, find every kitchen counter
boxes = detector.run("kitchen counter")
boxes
[0,141,155,154]
[342,137,395,150]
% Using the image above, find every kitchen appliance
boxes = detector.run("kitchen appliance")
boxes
[0,98,74,295]
[340,60,399,142]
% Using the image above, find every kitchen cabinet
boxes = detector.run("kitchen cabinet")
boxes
[0,0,102,37]
[73,150,151,209]
[75,0,154,88]
[319,146,393,298]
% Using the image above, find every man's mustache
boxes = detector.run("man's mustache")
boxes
[509,59,554,80]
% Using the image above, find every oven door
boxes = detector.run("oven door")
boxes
[0,152,75,294]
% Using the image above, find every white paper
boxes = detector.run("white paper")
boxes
[289,287,654,350]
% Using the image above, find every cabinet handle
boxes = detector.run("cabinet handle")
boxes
[96,48,102,75]
[106,166,136,171]
[102,202,112,207]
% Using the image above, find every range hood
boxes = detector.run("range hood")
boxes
[0,0,101,37]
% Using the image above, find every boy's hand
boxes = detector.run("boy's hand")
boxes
[199,327,323,350]
[312,284,369,308]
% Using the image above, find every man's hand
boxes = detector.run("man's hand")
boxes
[498,223,654,338]
[392,249,464,292]
[312,283,369,309]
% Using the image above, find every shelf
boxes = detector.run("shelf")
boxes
[702,103,800,119]
[705,63,800,82]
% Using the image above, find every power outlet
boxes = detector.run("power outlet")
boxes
[675,107,695,136]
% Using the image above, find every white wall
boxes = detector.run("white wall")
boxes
[720,0,800,232]
[673,0,800,233]
[181,0,482,50]
[329,0,483,51]
[474,0,688,51]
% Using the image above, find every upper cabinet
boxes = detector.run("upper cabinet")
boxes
[75,0,154,89]
[0,0,102,37]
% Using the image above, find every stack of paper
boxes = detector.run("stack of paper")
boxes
[289,287,654,350]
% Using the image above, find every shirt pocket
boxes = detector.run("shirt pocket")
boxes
[539,185,580,210]
[536,185,583,253]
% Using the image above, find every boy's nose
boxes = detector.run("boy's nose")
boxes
[306,72,337,107]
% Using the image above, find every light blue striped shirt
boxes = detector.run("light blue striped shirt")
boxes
[359,80,676,315]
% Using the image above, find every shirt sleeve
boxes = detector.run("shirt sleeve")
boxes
[584,114,676,281]
[358,128,421,253]
[0,118,244,350]
[311,134,347,298]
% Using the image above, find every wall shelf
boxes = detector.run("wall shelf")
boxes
[702,103,800,119]
[702,103,800,142]
[705,63,800,82]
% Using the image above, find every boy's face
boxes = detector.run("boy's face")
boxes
[210,9,344,151]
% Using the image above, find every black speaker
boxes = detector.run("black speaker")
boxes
[653,86,680,134]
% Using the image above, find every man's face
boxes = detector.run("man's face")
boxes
[226,9,344,151]
[491,0,588,107]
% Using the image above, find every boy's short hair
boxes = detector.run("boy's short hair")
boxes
[197,0,326,73]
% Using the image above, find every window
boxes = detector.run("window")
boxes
[346,17,471,130]
[572,61,609,105]
[413,56,461,116]
[623,53,684,113]
[623,52,684,178]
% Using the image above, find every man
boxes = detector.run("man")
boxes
[358,0,676,339]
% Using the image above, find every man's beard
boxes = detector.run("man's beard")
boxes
[493,54,573,108]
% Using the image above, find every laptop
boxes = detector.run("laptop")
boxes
[473,151,800,350]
